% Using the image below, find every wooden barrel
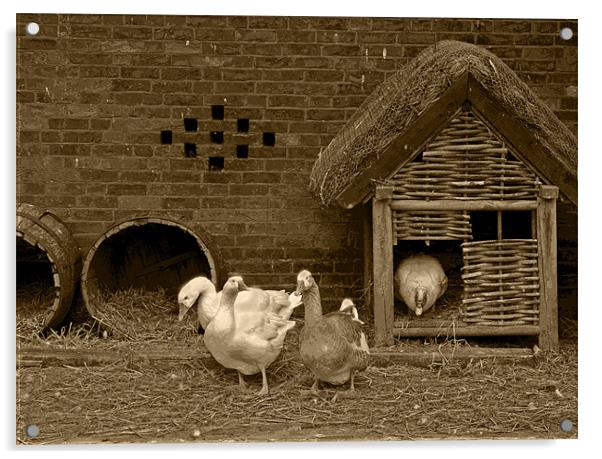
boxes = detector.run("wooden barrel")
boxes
[16,203,82,331]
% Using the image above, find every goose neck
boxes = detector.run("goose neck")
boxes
[303,286,322,326]
[198,281,218,311]
[217,289,237,329]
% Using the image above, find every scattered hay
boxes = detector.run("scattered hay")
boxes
[16,335,578,444]
[91,288,198,342]
[16,281,56,339]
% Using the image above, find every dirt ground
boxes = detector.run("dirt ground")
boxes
[16,324,578,444]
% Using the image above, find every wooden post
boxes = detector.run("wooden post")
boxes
[372,185,395,346]
[362,204,373,318]
[537,185,559,351]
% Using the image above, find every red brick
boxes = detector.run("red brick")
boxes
[118,196,163,210]
[160,68,204,80]
[560,98,577,110]
[321,44,361,56]
[263,69,305,81]
[113,26,153,39]
[264,108,305,120]
[304,69,344,82]
[21,182,46,194]
[48,144,90,156]
[154,28,194,40]
[127,54,171,66]
[121,67,160,79]
[547,73,578,85]
[111,79,151,92]
[514,34,555,46]
[494,20,532,33]
[371,18,410,31]
[62,131,103,143]
[291,17,348,30]
[164,197,200,209]
[196,29,236,41]
[256,82,296,94]
[62,25,111,39]
[101,15,124,25]
[48,118,89,130]
[17,91,35,103]
[79,66,119,78]
[436,33,475,43]
[226,16,247,28]
[293,57,332,68]
[114,93,163,105]
[248,16,288,29]
[309,96,332,108]
[229,184,270,196]
[411,20,432,31]
[277,30,317,43]
[222,69,262,81]
[17,38,58,50]
[357,31,398,44]
[151,81,192,93]
[214,82,255,94]
[267,95,308,107]
[60,14,102,24]
[236,30,278,42]
[307,109,346,121]
[68,53,112,65]
[532,21,559,34]
[317,31,356,43]
[282,44,322,56]
[40,131,59,142]
[294,82,338,96]
[475,34,514,46]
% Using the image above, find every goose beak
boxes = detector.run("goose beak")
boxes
[294,280,304,296]
[237,278,249,291]
[178,303,189,322]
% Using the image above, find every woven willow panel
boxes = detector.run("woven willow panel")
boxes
[461,239,540,326]
[390,110,541,201]
[393,211,473,241]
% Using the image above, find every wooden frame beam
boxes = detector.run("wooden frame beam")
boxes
[390,199,538,212]
[372,185,395,346]
[537,185,559,351]
[393,325,539,338]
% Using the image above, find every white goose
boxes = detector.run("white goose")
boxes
[394,254,448,316]
[177,276,300,330]
[203,276,298,395]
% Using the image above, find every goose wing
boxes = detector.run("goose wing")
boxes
[300,313,369,379]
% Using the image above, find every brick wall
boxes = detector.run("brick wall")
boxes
[16,14,578,312]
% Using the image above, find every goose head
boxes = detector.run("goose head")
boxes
[414,286,428,316]
[339,298,365,325]
[221,275,249,297]
[294,270,316,295]
[177,276,214,321]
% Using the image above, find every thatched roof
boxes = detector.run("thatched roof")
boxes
[309,41,577,208]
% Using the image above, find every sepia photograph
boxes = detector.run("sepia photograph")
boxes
[13,2,580,447]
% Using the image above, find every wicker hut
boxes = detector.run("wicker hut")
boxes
[309,41,577,350]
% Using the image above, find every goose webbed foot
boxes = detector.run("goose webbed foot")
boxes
[238,371,249,391]
[256,367,269,396]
